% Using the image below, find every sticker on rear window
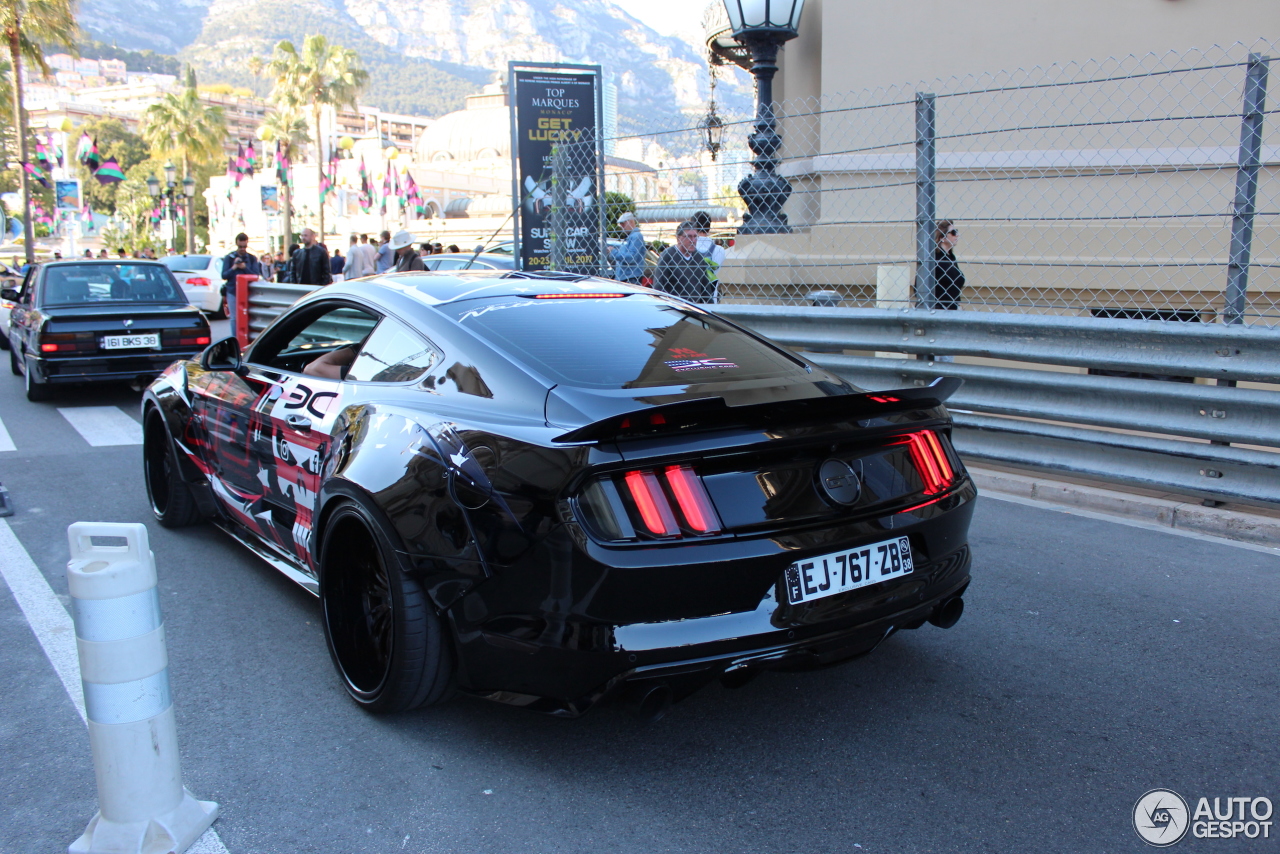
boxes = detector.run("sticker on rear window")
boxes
[664,348,739,373]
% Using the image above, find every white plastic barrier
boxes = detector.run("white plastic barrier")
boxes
[66,522,218,854]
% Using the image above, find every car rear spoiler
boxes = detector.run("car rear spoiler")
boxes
[552,376,963,444]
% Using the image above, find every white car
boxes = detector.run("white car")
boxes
[160,254,225,317]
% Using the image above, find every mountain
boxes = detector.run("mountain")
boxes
[76,0,751,133]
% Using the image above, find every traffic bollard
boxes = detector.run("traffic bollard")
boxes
[66,522,217,854]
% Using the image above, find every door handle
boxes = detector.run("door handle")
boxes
[285,414,312,432]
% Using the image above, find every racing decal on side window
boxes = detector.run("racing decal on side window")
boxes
[664,347,739,373]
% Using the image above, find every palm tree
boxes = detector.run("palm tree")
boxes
[246,55,264,97]
[142,66,227,254]
[257,107,309,251]
[268,35,367,242]
[0,0,77,262]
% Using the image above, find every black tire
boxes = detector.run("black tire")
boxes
[24,359,51,401]
[9,346,19,376]
[143,410,203,527]
[320,500,453,712]
[217,292,229,320]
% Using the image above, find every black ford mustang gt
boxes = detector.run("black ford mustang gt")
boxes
[142,271,975,717]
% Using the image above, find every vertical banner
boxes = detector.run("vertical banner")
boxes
[55,180,81,211]
[509,62,604,274]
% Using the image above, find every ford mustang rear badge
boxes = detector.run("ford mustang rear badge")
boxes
[818,458,861,505]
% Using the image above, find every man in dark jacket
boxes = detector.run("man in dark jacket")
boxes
[220,232,262,319]
[654,221,716,303]
[290,228,333,286]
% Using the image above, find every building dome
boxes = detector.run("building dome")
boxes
[417,82,511,165]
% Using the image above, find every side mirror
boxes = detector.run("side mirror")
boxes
[200,336,244,373]
[1,287,18,302]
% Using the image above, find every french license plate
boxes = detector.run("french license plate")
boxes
[783,536,914,605]
[100,333,160,350]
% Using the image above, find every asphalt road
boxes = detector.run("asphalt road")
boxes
[1,346,1278,853]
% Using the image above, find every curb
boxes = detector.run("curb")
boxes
[966,465,1280,550]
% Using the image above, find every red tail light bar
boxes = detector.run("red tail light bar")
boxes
[892,430,957,496]
[583,464,723,541]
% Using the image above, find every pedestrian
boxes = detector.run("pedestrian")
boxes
[330,247,346,282]
[259,253,274,280]
[609,211,646,285]
[53,252,62,260]
[933,219,964,310]
[419,243,432,258]
[432,242,443,255]
[375,230,394,274]
[390,230,426,272]
[116,249,127,259]
[82,249,92,258]
[97,249,108,259]
[288,228,333,286]
[654,221,717,303]
[220,232,263,320]
[346,233,377,278]
[446,244,459,254]
[692,210,725,299]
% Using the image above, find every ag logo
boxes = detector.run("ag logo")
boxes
[1134,789,1190,847]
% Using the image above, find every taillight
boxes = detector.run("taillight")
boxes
[895,430,957,496]
[38,331,95,353]
[578,464,723,541]
[186,277,211,287]
[162,328,213,348]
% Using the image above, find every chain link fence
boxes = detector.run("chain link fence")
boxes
[594,41,1280,326]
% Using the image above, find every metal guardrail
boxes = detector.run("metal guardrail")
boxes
[246,281,318,340]
[240,284,1280,507]
[717,306,1280,507]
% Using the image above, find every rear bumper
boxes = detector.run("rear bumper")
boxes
[457,542,972,717]
[32,353,196,384]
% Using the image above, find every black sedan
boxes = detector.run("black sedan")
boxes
[142,271,974,717]
[5,260,211,401]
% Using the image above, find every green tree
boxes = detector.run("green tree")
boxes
[603,191,635,239]
[256,106,308,251]
[76,117,148,215]
[142,66,227,253]
[268,35,367,242]
[1,0,77,261]
[98,172,161,255]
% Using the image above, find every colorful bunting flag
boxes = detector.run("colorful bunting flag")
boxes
[244,141,257,177]
[357,157,372,213]
[84,137,102,173]
[93,157,126,184]
[76,133,93,165]
[35,139,54,174]
[22,161,51,189]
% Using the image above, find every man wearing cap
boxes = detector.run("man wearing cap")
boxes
[390,230,426,272]
[609,211,646,285]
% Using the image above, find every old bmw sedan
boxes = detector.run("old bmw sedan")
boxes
[142,271,974,717]
[5,260,211,401]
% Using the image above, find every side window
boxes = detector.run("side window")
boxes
[346,316,440,384]
[251,304,380,374]
[20,268,36,304]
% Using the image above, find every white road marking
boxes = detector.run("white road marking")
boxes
[58,406,143,446]
[0,519,231,853]
[0,415,14,452]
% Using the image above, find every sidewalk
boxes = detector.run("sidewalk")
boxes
[966,462,1280,551]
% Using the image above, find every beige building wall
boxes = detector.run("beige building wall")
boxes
[775,0,1279,104]
[720,0,1280,320]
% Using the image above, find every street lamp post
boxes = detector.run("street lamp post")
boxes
[722,0,806,235]
[145,174,162,251]
[182,175,196,254]
[147,163,187,254]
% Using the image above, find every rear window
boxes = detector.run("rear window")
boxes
[439,293,808,389]
[161,255,212,272]
[39,264,185,306]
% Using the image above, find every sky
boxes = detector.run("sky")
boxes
[613,0,709,38]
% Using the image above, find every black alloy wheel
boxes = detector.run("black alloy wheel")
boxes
[319,500,453,712]
[143,411,202,528]
[23,358,51,401]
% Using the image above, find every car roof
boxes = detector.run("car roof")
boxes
[312,271,643,307]
[41,259,168,268]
